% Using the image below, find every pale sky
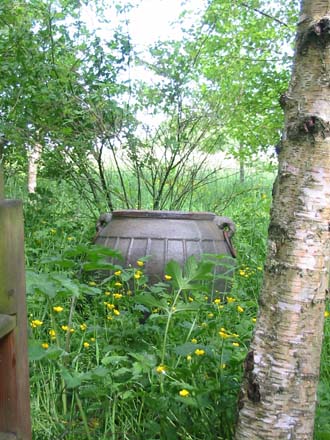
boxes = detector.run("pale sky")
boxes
[82,0,206,48]
[127,0,206,48]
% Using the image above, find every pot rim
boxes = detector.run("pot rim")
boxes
[112,210,216,220]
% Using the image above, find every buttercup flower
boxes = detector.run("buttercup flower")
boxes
[31,320,43,328]
[104,291,111,296]
[114,282,122,287]
[237,305,244,313]
[114,270,122,276]
[219,330,229,339]
[195,349,205,356]
[41,343,49,349]
[83,342,90,348]
[232,342,240,347]
[191,338,198,344]
[137,260,144,267]
[164,274,172,281]
[179,389,190,397]
[80,323,87,331]
[53,306,64,313]
[113,293,123,299]
[49,329,56,339]
[325,311,330,318]
[88,281,97,286]
[113,309,120,316]
[226,296,236,303]
[156,365,166,374]
[214,298,221,305]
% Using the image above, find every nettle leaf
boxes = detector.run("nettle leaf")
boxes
[51,273,80,297]
[174,342,202,356]
[61,368,92,389]
[26,270,57,298]
[133,294,166,309]
[29,340,48,361]
[101,354,128,366]
[40,256,76,269]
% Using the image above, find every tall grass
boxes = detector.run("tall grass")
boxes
[5,167,330,439]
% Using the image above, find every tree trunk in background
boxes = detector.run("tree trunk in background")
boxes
[235,1,330,439]
[28,142,42,193]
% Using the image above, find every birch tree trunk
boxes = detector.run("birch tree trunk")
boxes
[235,1,330,439]
[28,142,42,193]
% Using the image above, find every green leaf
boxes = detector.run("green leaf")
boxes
[133,294,166,309]
[26,271,57,298]
[28,340,48,361]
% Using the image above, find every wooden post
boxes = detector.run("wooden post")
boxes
[0,147,31,439]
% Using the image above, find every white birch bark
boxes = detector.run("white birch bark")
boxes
[235,1,330,439]
[28,142,42,193]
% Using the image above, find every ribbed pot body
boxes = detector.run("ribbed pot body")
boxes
[94,210,236,295]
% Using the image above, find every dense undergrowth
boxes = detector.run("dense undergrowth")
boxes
[6,169,330,439]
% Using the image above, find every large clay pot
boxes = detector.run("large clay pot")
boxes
[94,210,236,295]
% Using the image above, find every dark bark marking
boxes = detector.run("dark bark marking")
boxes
[243,351,261,404]
[298,17,330,55]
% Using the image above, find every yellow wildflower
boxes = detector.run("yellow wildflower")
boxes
[41,343,49,349]
[226,296,236,303]
[214,298,221,304]
[156,365,166,374]
[61,325,69,331]
[187,355,192,361]
[207,313,214,318]
[90,337,96,342]
[219,331,229,339]
[50,228,57,234]
[237,305,244,313]
[107,315,113,321]
[191,338,198,344]
[113,309,120,316]
[53,306,64,313]
[67,236,74,241]
[232,342,240,347]
[252,317,257,323]
[80,323,87,331]
[113,293,123,299]
[137,260,144,267]
[114,282,122,287]
[164,274,172,281]
[114,270,122,276]
[88,281,97,286]
[104,291,111,296]
[188,296,194,302]
[31,320,43,328]
[106,303,115,310]
[49,329,56,339]
[325,311,330,318]
[239,270,246,276]
[83,342,90,348]
[179,389,190,397]
[195,349,205,356]
[134,272,141,280]
[220,363,226,369]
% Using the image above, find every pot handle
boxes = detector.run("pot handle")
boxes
[213,216,237,258]
[96,212,112,232]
